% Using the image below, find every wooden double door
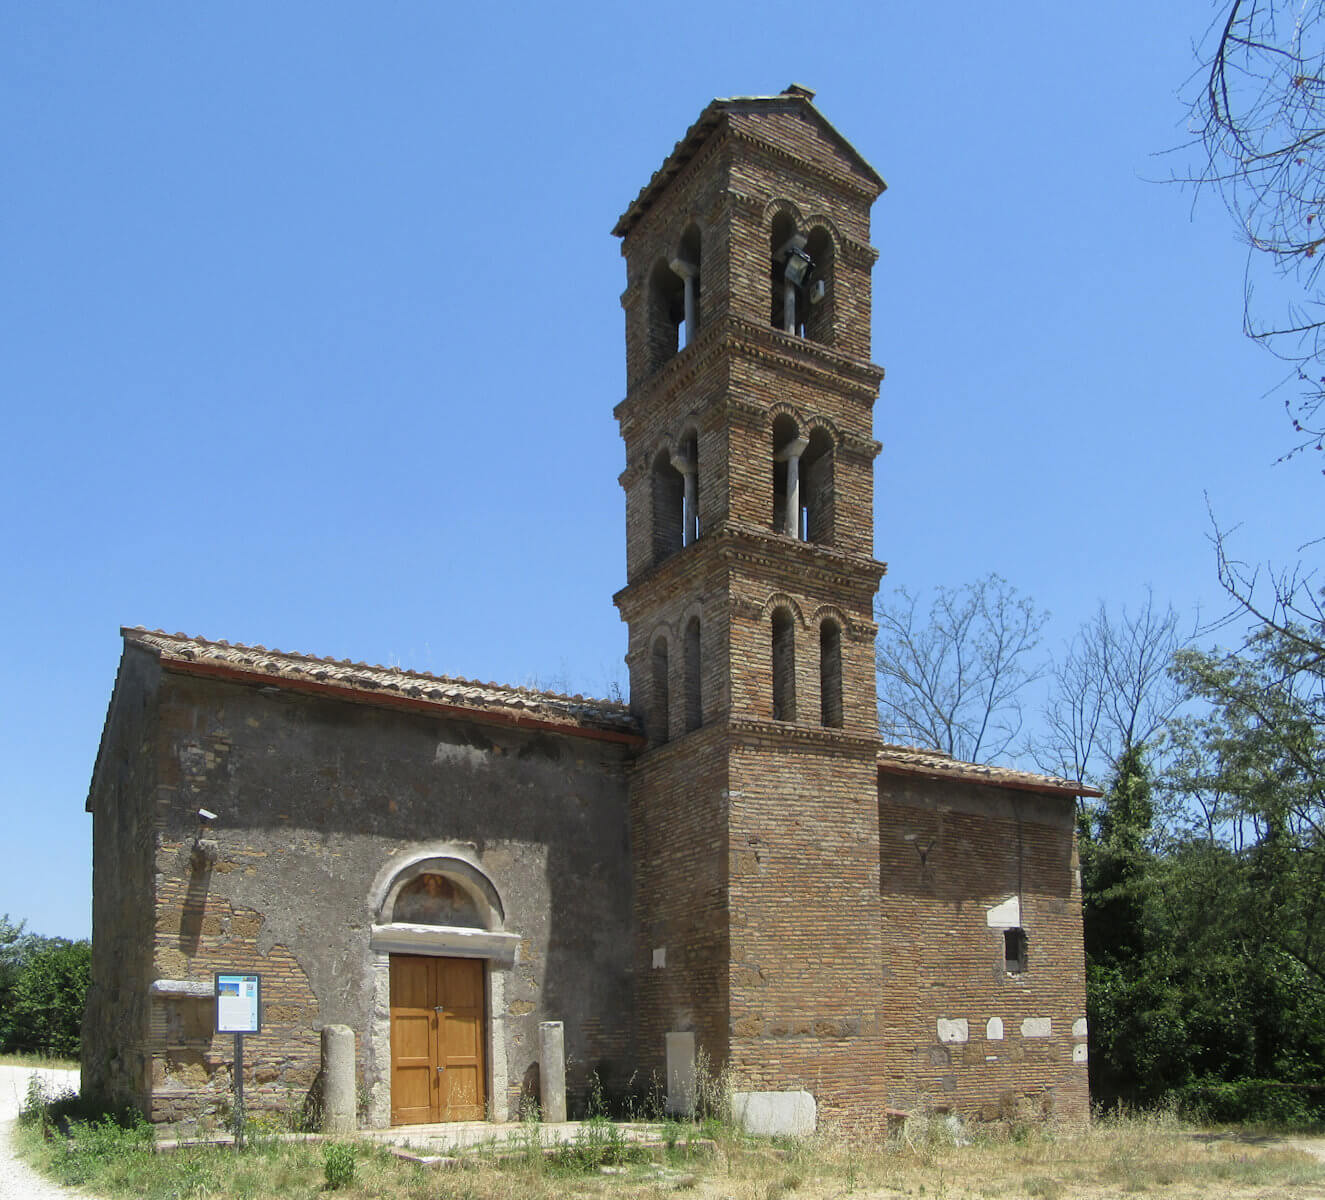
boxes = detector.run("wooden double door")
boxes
[389,954,486,1124]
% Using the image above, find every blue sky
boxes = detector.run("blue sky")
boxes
[2,2,1319,940]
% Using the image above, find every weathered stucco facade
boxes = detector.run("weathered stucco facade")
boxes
[85,87,1094,1134]
[85,637,637,1128]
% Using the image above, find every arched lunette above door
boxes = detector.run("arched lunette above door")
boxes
[369,851,521,967]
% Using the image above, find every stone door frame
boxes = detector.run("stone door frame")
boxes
[365,847,518,1127]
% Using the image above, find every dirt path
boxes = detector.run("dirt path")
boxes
[1285,1136,1325,1163]
[0,1065,100,1200]
[1186,1128,1325,1164]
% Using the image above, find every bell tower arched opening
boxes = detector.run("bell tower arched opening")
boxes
[803,226,835,345]
[651,448,685,564]
[648,259,686,373]
[801,427,835,544]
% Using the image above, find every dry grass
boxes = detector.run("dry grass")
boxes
[13,1107,1325,1200]
[0,1052,79,1070]
[720,1108,1325,1200]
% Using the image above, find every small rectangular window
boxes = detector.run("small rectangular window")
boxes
[1004,928,1028,975]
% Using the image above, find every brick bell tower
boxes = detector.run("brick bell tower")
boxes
[613,86,889,1123]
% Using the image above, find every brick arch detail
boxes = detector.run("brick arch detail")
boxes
[647,621,676,652]
[676,598,705,630]
[649,435,679,466]
[800,212,846,252]
[759,592,808,628]
[802,414,842,447]
[767,400,809,431]
[762,196,807,232]
[809,602,865,641]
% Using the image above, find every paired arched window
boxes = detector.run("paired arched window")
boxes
[801,428,834,544]
[773,417,834,543]
[770,214,834,344]
[684,617,702,732]
[771,609,796,721]
[766,610,844,728]
[651,432,700,566]
[651,449,684,565]
[646,227,702,374]
[648,260,685,373]
[820,620,843,729]
[651,636,670,746]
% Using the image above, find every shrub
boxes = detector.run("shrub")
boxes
[52,1114,153,1186]
[323,1141,356,1190]
[1175,1079,1325,1128]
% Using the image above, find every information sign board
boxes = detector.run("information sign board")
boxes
[214,972,262,1034]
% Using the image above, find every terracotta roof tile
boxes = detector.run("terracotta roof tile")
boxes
[877,744,1100,798]
[123,628,639,739]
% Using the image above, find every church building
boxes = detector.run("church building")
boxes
[84,87,1093,1134]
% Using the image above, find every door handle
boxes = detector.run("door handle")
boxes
[434,1006,445,1013]
[437,1064,446,1073]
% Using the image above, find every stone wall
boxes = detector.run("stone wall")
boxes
[82,647,161,1109]
[89,643,635,1128]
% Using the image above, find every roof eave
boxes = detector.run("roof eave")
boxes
[612,92,886,240]
[877,759,1102,801]
[151,652,645,747]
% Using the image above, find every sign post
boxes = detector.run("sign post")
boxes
[215,973,262,1148]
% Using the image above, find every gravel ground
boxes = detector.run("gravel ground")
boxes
[0,1064,98,1200]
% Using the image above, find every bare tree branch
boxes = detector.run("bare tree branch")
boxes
[1191,0,1325,467]
[875,574,1048,764]
[1031,593,1192,788]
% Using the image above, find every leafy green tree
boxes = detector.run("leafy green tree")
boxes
[0,913,41,1050]
[1170,613,1325,986]
[1081,746,1192,1106]
[1147,590,1325,1111]
[5,939,91,1059]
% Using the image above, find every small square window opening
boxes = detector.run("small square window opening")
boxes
[1004,927,1028,975]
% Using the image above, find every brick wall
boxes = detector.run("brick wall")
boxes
[879,776,1090,1120]
[629,725,731,1081]
[728,738,888,1125]
[617,96,896,1129]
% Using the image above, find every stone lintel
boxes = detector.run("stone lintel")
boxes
[368,923,521,967]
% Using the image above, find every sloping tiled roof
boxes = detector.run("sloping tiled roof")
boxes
[613,84,886,239]
[877,745,1101,799]
[123,627,641,742]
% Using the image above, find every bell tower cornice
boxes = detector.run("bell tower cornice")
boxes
[613,525,886,625]
[614,314,885,431]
